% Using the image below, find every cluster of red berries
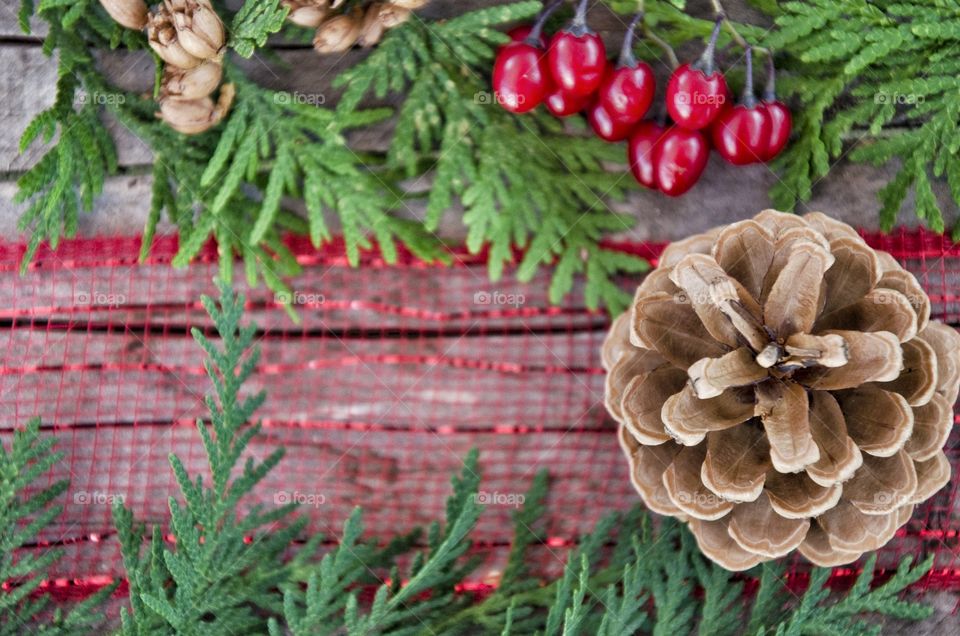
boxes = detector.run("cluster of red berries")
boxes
[492,1,792,196]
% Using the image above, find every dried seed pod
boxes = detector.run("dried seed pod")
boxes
[283,0,330,28]
[313,8,363,54]
[163,0,226,62]
[147,6,203,69]
[358,3,411,47]
[157,82,234,134]
[605,209,960,571]
[99,0,148,30]
[357,3,388,47]
[160,60,222,100]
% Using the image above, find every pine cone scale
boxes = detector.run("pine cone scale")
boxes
[606,210,960,570]
[836,387,914,457]
[728,493,810,559]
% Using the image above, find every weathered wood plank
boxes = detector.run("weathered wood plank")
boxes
[0,328,608,432]
[24,424,628,541]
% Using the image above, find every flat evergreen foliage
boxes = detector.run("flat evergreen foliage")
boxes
[0,281,939,634]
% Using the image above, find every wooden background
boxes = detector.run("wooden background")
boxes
[1,1,959,631]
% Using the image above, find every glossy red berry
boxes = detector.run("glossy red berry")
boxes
[759,100,791,161]
[547,0,606,97]
[711,105,770,165]
[757,55,791,161]
[493,42,552,113]
[491,2,563,114]
[654,126,710,196]
[588,102,635,142]
[710,48,770,165]
[665,19,728,130]
[628,121,666,190]
[545,86,592,117]
[597,14,655,125]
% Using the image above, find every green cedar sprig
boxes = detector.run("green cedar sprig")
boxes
[0,417,117,634]
[757,0,960,237]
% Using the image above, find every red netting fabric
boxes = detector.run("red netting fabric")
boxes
[1,229,958,595]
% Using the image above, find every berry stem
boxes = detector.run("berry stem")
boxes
[526,0,564,45]
[710,0,770,56]
[695,15,723,76]
[642,23,678,70]
[568,0,592,36]
[763,51,777,102]
[618,12,643,68]
[741,46,757,108]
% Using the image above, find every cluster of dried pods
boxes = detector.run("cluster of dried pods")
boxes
[604,210,960,571]
[100,0,233,134]
[284,0,429,54]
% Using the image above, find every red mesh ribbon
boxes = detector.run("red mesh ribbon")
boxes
[1,228,958,599]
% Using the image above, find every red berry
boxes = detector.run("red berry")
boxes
[628,121,666,190]
[598,13,654,125]
[588,102,635,142]
[665,19,728,130]
[759,100,791,161]
[492,41,552,113]
[711,47,779,165]
[654,126,710,196]
[598,63,655,125]
[545,86,591,117]
[547,0,606,97]
[711,104,771,165]
[666,63,728,131]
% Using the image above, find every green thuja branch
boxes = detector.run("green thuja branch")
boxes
[229,0,289,58]
[113,279,307,634]
[753,0,960,236]
[0,417,116,634]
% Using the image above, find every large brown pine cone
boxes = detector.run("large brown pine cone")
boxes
[604,210,960,571]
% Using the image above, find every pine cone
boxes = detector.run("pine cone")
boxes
[604,210,959,571]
